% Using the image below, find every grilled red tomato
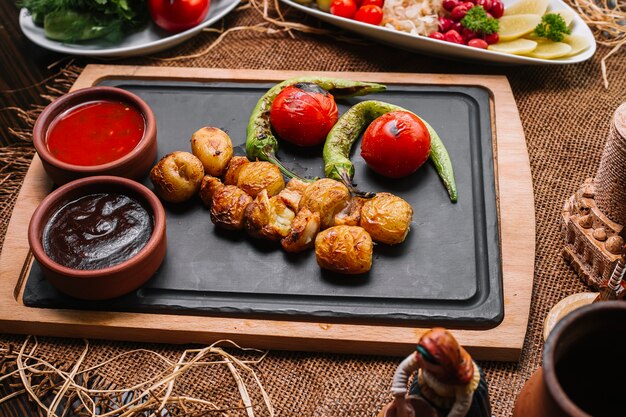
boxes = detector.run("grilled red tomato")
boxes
[149,0,210,33]
[360,111,431,178]
[269,83,339,147]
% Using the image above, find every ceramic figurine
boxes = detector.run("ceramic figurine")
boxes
[561,102,626,291]
[379,328,491,417]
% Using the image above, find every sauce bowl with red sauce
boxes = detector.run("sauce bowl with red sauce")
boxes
[33,87,157,185]
[28,176,167,300]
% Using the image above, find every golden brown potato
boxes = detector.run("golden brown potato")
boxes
[245,189,295,240]
[334,197,366,227]
[315,226,373,274]
[150,151,204,203]
[237,161,284,198]
[360,192,413,245]
[210,183,253,231]
[277,178,310,212]
[191,127,233,177]
[224,156,250,185]
[281,208,321,253]
[299,178,350,229]
[199,175,223,207]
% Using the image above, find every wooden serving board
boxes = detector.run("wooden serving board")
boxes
[0,65,535,361]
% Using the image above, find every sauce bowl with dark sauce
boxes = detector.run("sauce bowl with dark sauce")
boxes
[28,176,166,300]
[33,86,157,185]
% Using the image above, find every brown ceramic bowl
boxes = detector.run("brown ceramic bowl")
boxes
[33,86,157,185]
[28,176,167,300]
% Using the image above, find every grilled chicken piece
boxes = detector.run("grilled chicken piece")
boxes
[334,197,366,227]
[277,178,309,212]
[237,161,285,198]
[315,225,373,274]
[281,208,321,253]
[204,176,253,231]
[299,178,350,229]
[360,192,413,245]
[224,156,250,186]
[285,178,309,193]
[245,189,295,240]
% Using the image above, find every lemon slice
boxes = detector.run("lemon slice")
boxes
[552,8,576,26]
[526,41,572,59]
[564,34,591,56]
[488,39,538,54]
[504,0,550,16]
[498,14,543,41]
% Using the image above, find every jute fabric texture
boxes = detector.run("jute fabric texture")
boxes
[1,2,625,416]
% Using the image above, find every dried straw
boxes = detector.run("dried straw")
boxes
[0,337,274,417]
[568,0,626,88]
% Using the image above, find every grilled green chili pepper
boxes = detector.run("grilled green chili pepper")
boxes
[246,77,386,182]
[324,100,458,203]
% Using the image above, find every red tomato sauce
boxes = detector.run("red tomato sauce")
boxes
[46,100,145,166]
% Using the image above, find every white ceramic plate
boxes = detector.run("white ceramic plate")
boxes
[19,0,240,58]
[280,0,596,65]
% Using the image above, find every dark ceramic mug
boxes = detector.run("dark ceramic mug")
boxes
[513,301,626,417]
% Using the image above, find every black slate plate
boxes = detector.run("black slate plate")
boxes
[23,79,502,329]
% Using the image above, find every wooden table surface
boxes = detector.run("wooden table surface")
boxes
[0,0,64,147]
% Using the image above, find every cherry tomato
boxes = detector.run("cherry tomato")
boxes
[354,5,383,25]
[360,111,431,178]
[330,0,357,19]
[360,0,384,7]
[270,83,339,147]
[149,0,210,33]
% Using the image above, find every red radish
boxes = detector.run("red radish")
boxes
[475,0,492,11]
[484,32,499,44]
[463,2,475,9]
[444,29,464,44]
[451,4,470,21]
[452,21,464,32]
[442,0,459,11]
[462,28,478,41]
[490,0,504,18]
[428,31,445,40]
[468,38,489,48]
[438,17,454,32]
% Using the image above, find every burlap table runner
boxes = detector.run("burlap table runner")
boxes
[1,2,625,416]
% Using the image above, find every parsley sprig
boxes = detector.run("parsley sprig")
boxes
[534,13,571,42]
[461,6,499,35]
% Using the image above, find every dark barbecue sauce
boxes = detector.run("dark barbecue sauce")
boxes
[43,193,153,270]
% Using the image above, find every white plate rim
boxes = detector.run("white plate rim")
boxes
[19,0,240,57]
[279,0,597,65]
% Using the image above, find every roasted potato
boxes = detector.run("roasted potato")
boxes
[150,151,204,203]
[334,197,366,227]
[315,226,373,274]
[224,156,250,185]
[237,161,284,198]
[199,175,223,207]
[281,208,321,253]
[299,178,350,229]
[191,127,233,177]
[245,189,295,240]
[277,178,310,212]
[210,182,253,231]
[360,192,413,245]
